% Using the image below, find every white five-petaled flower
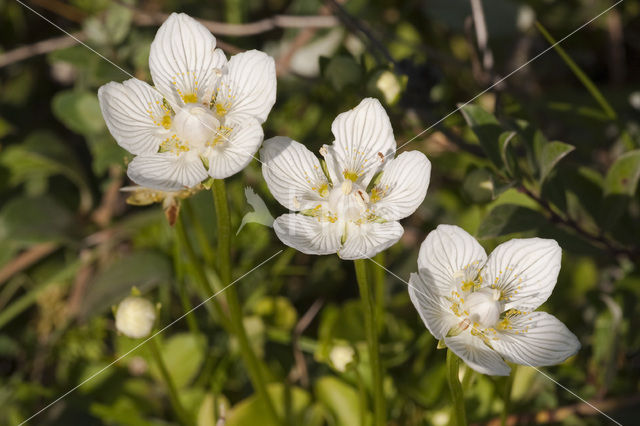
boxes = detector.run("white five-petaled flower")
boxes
[260,98,431,260]
[98,13,276,191]
[408,225,580,376]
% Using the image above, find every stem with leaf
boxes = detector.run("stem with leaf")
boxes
[211,179,281,425]
[353,259,385,426]
[148,337,191,425]
[447,349,467,426]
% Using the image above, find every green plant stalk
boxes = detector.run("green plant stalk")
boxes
[172,227,200,336]
[212,179,281,425]
[535,21,617,120]
[371,252,386,322]
[447,349,467,426]
[354,259,385,426]
[501,366,515,426]
[174,215,231,332]
[182,199,216,266]
[148,337,191,425]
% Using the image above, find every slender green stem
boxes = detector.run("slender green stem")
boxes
[149,337,191,425]
[371,252,385,322]
[501,366,515,426]
[175,215,231,332]
[353,364,368,426]
[354,259,385,426]
[212,179,281,425]
[447,349,467,426]
[535,21,617,120]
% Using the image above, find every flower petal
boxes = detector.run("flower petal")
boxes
[372,150,431,221]
[98,78,168,155]
[338,221,403,260]
[206,118,263,179]
[492,311,580,367]
[330,98,396,186]
[149,13,227,108]
[216,50,277,124]
[260,137,329,211]
[445,331,511,376]
[273,214,341,255]
[408,272,459,339]
[482,238,561,312]
[417,225,487,296]
[127,152,207,191]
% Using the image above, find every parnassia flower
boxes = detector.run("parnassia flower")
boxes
[98,13,276,191]
[408,225,580,376]
[260,98,431,260]
[115,296,156,339]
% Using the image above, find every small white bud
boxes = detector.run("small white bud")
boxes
[115,296,156,339]
[329,345,355,372]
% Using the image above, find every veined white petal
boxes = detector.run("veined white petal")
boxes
[215,50,276,124]
[98,78,168,155]
[206,118,263,179]
[260,137,329,212]
[149,13,227,108]
[338,221,403,260]
[127,152,207,191]
[330,98,396,186]
[445,331,511,376]
[482,238,561,312]
[372,151,431,221]
[417,225,487,296]
[408,272,458,339]
[273,214,341,255]
[492,311,580,367]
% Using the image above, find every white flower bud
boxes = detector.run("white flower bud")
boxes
[115,296,156,339]
[329,345,355,372]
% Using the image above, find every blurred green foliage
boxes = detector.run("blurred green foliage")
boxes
[1,0,639,425]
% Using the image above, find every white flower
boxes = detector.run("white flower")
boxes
[408,225,580,376]
[115,296,156,339]
[98,13,276,191]
[260,98,431,260]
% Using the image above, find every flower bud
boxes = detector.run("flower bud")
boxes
[115,296,156,338]
[329,345,355,372]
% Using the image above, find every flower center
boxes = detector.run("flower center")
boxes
[328,180,370,222]
[462,287,502,328]
[173,104,220,149]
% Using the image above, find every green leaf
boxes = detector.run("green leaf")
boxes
[459,104,504,168]
[0,130,93,212]
[498,131,517,176]
[79,250,172,320]
[227,384,311,426]
[52,90,105,136]
[84,4,133,46]
[150,333,206,389]
[86,133,128,175]
[0,195,75,244]
[538,141,575,183]
[477,204,547,238]
[602,149,640,225]
[315,376,368,426]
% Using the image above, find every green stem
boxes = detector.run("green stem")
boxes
[212,179,281,425]
[535,21,617,120]
[447,349,467,426]
[182,199,216,266]
[353,259,385,426]
[501,366,515,426]
[149,337,191,425]
[371,252,385,323]
[175,215,231,332]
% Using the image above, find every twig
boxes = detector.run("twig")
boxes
[133,11,339,37]
[517,185,637,258]
[477,394,640,426]
[0,242,59,286]
[0,32,85,68]
[325,0,396,66]
[469,0,494,77]
[289,299,324,387]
